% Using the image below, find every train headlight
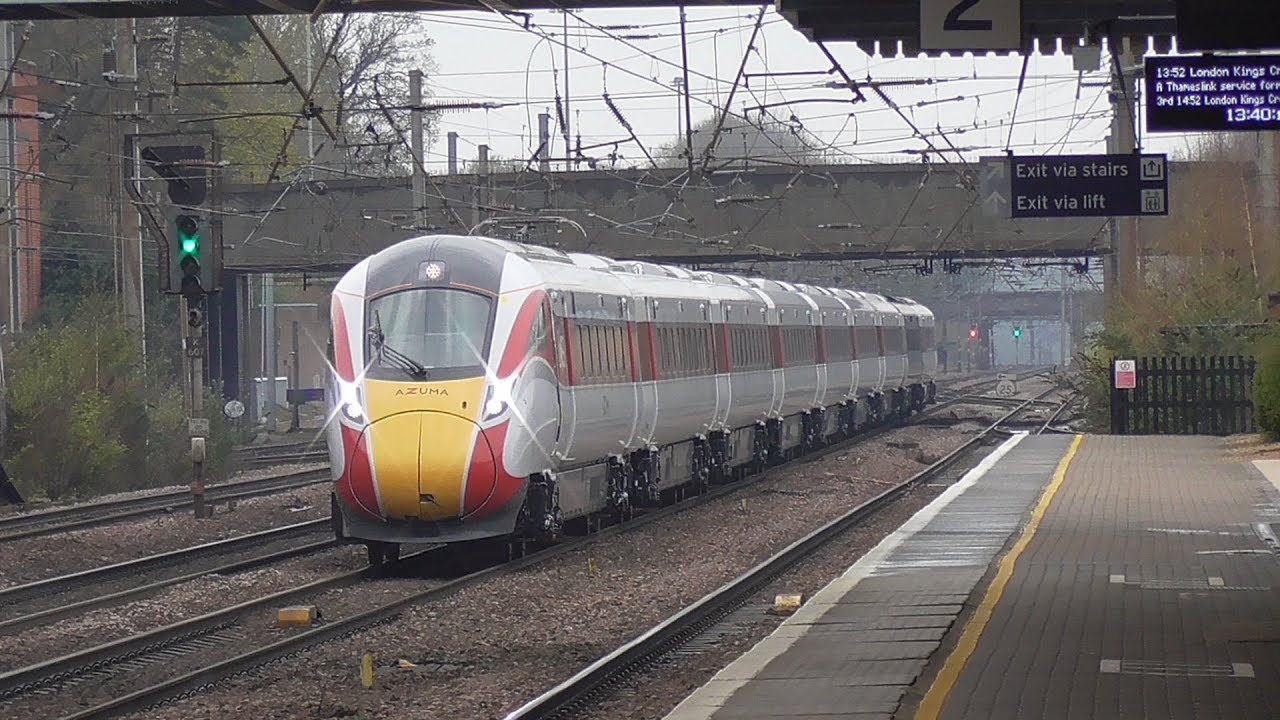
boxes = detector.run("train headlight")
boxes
[482,379,513,421]
[338,380,365,424]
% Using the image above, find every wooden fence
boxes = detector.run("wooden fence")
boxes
[1110,356,1257,435]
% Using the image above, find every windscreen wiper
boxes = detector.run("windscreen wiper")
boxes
[368,311,429,379]
[382,344,429,379]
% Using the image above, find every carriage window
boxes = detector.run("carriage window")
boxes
[855,328,879,360]
[529,305,549,357]
[907,327,922,352]
[366,288,492,379]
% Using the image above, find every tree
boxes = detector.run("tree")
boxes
[1071,132,1280,430]
[652,113,828,169]
[17,14,438,339]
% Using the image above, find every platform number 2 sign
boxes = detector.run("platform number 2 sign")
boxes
[920,0,1022,51]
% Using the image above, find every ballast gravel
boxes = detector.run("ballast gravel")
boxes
[109,414,999,720]
[0,544,369,673]
[0,467,330,588]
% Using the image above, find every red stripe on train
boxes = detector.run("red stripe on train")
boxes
[461,421,523,517]
[497,290,548,379]
[336,425,380,518]
[331,297,356,383]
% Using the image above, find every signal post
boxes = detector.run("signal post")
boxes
[137,137,221,519]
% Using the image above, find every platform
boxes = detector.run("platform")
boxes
[663,434,1280,720]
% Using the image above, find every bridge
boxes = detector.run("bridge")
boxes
[217,161,1210,272]
[948,290,1104,322]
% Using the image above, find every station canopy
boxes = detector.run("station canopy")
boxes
[0,1,1274,56]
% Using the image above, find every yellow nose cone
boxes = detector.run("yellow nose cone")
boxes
[367,411,493,523]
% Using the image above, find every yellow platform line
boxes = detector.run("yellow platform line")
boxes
[914,433,1085,720]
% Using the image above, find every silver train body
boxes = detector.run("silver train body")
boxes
[326,236,937,549]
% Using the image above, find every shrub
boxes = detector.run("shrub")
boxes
[1256,335,1280,440]
[4,295,235,500]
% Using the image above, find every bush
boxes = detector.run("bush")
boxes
[1256,336,1280,440]
[3,295,235,500]
[1072,258,1269,432]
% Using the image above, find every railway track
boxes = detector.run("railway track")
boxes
[0,519,334,635]
[232,441,328,469]
[0,468,330,543]
[0,369,1038,547]
[503,388,1062,719]
[1,371,1048,720]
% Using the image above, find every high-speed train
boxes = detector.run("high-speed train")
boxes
[325,235,937,563]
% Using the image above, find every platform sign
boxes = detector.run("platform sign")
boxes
[1175,1,1280,53]
[1008,154,1169,219]
[1145,54,1280,132]
[920,0,1022,51]
[980,156,1010,217]
[1114,359,1137,390]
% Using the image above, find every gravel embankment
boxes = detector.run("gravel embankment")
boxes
[0,544,369,673]
[106,416,995,720]
[0,471,330,589]
[581,482,951,720]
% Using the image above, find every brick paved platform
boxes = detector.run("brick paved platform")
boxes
[662,434,1280,720]
[921,435,1280,720]
[663,432,1074,720]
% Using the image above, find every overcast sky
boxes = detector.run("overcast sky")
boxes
[407,6,1204,173]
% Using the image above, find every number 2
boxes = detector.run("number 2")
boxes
[944,0,993,32]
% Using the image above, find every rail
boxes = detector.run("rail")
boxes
[22,370,1053,720]
[0,468,329,542]
[503,388,1061,719]
[0,520,333,635]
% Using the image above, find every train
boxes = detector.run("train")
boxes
[324,235,938,564]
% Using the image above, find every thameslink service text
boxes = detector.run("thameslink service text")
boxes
[1152,62,1280,109]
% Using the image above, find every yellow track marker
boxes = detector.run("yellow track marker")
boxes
[361,652,375,689]
[914,434,1084,720]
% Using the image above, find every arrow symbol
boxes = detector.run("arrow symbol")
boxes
[985,191,1008,207]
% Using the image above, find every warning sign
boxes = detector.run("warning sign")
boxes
[1114,359,1137,390]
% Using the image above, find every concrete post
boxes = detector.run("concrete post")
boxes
[474,144,490,230]
[1106,36,1140,306]
[409,69,426,230]
[538,113,551,172]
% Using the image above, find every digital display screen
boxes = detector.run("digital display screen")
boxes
[1145,54,1280,132]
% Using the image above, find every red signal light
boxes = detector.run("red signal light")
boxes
[968,327,978,340]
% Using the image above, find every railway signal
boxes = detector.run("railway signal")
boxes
[141,142,220,297]
[969,326,979,340]
[174,214,209,327]
[1012,326,1022,338]
[140,142,219,523]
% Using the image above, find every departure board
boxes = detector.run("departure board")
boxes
[1145,54,1280,132]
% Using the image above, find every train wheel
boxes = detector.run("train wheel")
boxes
[366,541,399,566]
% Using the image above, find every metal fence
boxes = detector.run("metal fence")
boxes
[1110,356,1257,435]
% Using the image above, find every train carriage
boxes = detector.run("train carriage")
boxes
[325,235,937,562]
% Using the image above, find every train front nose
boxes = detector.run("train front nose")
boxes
[368,411,496,523]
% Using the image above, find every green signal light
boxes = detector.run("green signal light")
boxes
[1013,327,1022,338]
[176,215,201,267]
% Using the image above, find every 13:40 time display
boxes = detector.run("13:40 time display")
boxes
[1227,107,1280,123]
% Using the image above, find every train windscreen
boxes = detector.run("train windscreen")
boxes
[366,288,493,380]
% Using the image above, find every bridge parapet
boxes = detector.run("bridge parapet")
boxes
[219,162,1207,271]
